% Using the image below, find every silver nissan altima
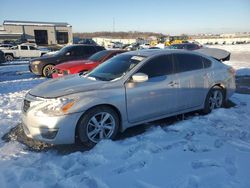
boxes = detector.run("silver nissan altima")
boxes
[21,49,235,147]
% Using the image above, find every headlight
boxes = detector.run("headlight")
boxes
[34,98,76,116]
[32,61,41,65]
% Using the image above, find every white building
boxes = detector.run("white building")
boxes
[0,20,73,45]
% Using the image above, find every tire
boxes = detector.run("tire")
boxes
[77,106,120,148]
[203,86,225,114]
[5,54,14,61]
[42,64,55,78]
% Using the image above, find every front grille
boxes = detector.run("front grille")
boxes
[23,99,31,113]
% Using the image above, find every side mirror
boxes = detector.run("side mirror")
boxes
[132,73,148,83]
[65,52,71,56]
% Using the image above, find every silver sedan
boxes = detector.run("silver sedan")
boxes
[21,49,235,147]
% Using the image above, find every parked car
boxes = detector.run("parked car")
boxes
[169,43,202,50]
[2,44,48,61]
[29,44,105,77]
[107,42,123,49]
[139,43,151,49]
[0,50,5,63]
[78,38,97,45]
[21,49,235,148]
[125,43,140,51]
[52,50,126,78]
[0,44,13,50]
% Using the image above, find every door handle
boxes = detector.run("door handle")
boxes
[168,81,178,87]
[203,73,209,79]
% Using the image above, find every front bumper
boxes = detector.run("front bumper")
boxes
[22,112,83,144]
[29,63,41,75]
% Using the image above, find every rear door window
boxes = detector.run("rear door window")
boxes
[83,46,98,55]
[73,46,85,56]
[20,46,28,50]
[29,46,37,50]
[138,55,174,78]
[174,53,203,73]
[186,44,198,50]
[95,46,105,52]
[202,57,212,68]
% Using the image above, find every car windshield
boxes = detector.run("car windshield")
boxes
[57,46,71,55]
[87,54,145,81]
[88,50,110,61]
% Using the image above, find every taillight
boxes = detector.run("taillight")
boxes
[228,67,236,76]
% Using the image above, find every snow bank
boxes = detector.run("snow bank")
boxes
[208,44,250,53]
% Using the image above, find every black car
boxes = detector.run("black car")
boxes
[78,38,97,45]
[29,44,105,77]
[169,43,202,50]
[0,50,5,63]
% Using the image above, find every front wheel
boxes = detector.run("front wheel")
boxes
[203,86,224,114]
[42,64,55,77]
[77,106,119,148]
[5,54,14,61]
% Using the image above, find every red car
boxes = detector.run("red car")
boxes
[52,50,126,78]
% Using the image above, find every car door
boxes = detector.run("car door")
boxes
[81,46,98,59]
[125,54,178,123]
[19,45,29,57]
[173,53,207,110]
[29,46,40,57]
[58,46,81,63]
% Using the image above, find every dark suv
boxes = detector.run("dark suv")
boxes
[169,43,202,50]
[0,50,5,63]
[29,44,105,77]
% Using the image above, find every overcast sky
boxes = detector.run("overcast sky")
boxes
[1,0,250,35]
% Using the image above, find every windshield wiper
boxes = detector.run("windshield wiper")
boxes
[87,75,108,81]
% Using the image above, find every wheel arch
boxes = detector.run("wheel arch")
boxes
[74,103,122,143]
[4,52,14,56]
[209,82,227,98]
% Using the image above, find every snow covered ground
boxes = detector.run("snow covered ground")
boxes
[0,45,250,188]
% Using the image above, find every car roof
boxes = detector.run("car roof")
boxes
[171,43,196,46]
[124,49,204,58]
[67,44,102,48]
[105,49,127,53]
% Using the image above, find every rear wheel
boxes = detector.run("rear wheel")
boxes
[42,64,55,78]
[5,54,14,61]
[77,106,119,148]
[203,86,224,114]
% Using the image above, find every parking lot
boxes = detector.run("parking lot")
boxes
[0,44,249,187]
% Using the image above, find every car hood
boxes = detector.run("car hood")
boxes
[55,60,97,70]
[31,53,59,62]
[29,74,108,98]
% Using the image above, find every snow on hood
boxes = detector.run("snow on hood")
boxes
[30,54,56,62]
[29,74,106,98]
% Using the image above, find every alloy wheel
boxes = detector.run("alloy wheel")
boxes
[43,65,55,77]
[5,55,13,61]
[86,112,115,143]
[209,90,223,110]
